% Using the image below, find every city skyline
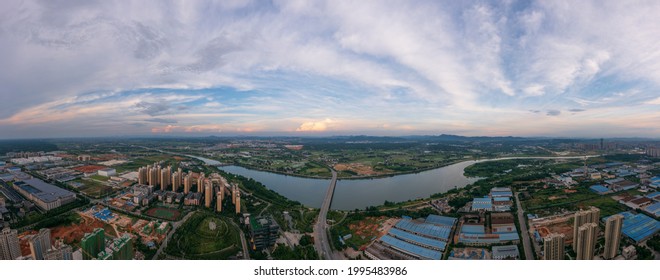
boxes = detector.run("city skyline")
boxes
[2,1,660,138]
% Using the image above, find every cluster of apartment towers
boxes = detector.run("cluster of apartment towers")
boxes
[543,207,624,260]
[137,164,240,213]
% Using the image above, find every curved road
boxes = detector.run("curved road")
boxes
[313,170,338,260]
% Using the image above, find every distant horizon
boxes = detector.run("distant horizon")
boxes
[1,133,659,141]
[1,1,660,138]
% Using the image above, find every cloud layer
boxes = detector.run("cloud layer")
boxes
[1,0,660,138]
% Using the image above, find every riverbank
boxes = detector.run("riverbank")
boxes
[209,154,601,181]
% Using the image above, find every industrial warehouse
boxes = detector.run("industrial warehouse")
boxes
[12,178,76,211]
[365,215,456,260]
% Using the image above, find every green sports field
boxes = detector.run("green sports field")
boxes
[145,207,182,221]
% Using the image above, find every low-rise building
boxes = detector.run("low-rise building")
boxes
[492,245,520,260]
[98,168,116,177]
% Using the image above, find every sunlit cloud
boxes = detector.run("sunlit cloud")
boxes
[1,0,660,138]
[296,118,337,132]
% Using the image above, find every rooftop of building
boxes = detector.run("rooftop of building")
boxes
[603,212,659,242]
[644,202,660,217]
[492,245,520,258]
[424,214,456,227]
[589,184,610,194]
[14,178,75,202]
[379,235,442,260]
[387,228,447,251]
[395,218,452,240]
[491,213,515,225]
[645,192,660,200]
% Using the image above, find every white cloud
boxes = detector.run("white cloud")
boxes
[2,1,660,137]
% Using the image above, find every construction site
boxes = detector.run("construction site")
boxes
[76,206,167,246]
[344,216,397,250]
[529,212,575,245]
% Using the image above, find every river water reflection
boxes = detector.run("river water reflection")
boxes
[219,160,481,210]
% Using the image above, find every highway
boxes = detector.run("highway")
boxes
[313,169,338,260]
[515,192,535,260]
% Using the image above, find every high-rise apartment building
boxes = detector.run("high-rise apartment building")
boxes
[216,191,223,212]
[110,234,134,260]
[160,168,170,191]
[0,227,21,260]
[171,172,180,192]
[646,147,660,157]
[604,214,624,259]
[576,223,598,260]
[148,166,159,187]
[197,173,205,194]
[184,173,192,194]
[81,228,105,260]
[235,191,241,214]
[138,167,148,185]
[204,180,213,208]
[44,245,73,260]
[573,207,600,250]
[177,168,183,188]
[543,233,565,260]
[28,228,52,260]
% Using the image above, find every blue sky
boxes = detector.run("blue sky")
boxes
[1,0,660,138]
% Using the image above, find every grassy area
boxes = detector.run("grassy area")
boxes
[76,179,113,198]
[522,187,599,210]
[165,212,241,259]
[33,212,81,230]
[285,209,319,233]
[89,175,110,181]
[464,159,551,177]
[574,196,627,217]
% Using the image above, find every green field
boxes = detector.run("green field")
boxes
[89,175,110,181]
[165,212,241,259]
[75,179,113,198]
[145,207,182,221]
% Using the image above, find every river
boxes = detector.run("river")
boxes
[220,161,480,210]
[212,156,595,210]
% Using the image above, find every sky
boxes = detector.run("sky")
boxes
[1,0,660,139]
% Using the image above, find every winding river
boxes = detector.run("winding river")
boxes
[167,151,595,211]
[215,156,596,210]
[219,161,481,210]
[148,147,596,210]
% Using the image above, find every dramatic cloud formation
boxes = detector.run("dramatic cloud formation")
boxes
[1,0,660,138]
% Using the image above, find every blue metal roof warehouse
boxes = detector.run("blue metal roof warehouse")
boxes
[387,228,447,251]
[471,197,493,211]
[379,235,442,260]
[644,202,660,217]
[424,214,456,227]
[394,219,452,241]
[604,212,659,242]
[646,192,660,200]
[589,184,610,194]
